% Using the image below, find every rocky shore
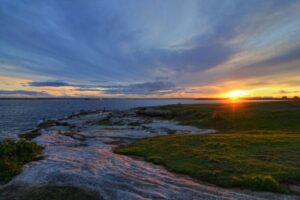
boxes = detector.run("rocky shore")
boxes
[0,108,297,200]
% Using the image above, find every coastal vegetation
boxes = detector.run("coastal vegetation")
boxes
[19,130,41,141]
[115,101,300,193]
[0,139,43,183]
[154,101,300,132]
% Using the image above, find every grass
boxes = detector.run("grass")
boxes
[156,101,300,131]
[0,139,43,183]
[116,101,300,193]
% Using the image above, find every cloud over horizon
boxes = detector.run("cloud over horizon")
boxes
[28,81,71,87]
[27,80,180,96]
[1,0,300,97]
[0,90,49,97]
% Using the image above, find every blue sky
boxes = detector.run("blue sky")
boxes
[1,0,300,97]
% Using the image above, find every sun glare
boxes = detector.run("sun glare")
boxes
[227,90,248,99]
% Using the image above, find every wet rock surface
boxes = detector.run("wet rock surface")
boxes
[0,110,298,200]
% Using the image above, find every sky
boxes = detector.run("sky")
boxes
[1,0,300,98]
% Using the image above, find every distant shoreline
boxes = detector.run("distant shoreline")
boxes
[0,97,292,100]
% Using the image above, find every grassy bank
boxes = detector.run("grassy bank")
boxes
[0,139,43,183]
[155,101,300,131]
[116,101,300,193]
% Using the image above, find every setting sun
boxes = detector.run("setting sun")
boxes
[227,90,248,99]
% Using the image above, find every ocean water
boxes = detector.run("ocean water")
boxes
[0,99,209,138]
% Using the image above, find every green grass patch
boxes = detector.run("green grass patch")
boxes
[116,132,300,192]
[157,101,300,131]
[116,101,300,193]
[0,139,43,183]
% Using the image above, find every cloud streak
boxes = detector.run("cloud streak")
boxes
[28,80,181,95]
[0,90,49,97]
[28,81,71,87]
[102,81,181,95]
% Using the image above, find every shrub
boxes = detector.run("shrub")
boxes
[0,139,43,182]
[231,175,282,192]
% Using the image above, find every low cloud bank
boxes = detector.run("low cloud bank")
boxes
[0,90,49,97]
